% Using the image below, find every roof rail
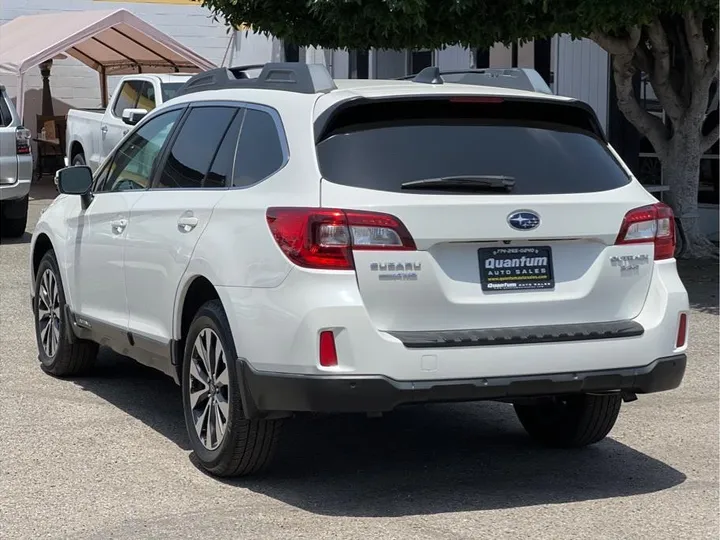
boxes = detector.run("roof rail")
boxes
[176,62,337,97]
[399,67,553,94]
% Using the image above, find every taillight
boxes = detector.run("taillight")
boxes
[16,127,31,155]
[319,330,338,367]
[615,203,675,260]
[266,207,416,270]
[676,313,688,348]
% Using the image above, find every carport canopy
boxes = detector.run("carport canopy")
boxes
[0,8,216,119]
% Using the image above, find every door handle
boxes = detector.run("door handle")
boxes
[177,215,199,232]
[101,125,108,134]
[110,219,127,235]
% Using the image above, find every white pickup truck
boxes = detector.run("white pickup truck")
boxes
[65,73,190,171]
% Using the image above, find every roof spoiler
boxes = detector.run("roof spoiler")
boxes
[175,63,337,97]
[399,67,553,94]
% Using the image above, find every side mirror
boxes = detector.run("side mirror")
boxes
[55,166,94,207]
[121,108,148,126]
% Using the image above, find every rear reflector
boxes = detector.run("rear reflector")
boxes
[319,331,338,367]
[676,313,688,348]
[266,207,416,270]
[615,202,676,260]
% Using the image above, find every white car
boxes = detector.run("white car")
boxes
[30,63,689,477]
[65,73,191,171]
[1,84,33,237]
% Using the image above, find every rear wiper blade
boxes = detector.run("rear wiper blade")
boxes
[401,175,515,192]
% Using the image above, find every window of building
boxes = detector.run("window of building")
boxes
[408,50,433,75]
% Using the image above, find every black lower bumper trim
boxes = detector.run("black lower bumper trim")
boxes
[388,320,644,348]
[238,354,686,416]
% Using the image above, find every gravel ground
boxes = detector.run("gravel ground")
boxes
[1,182,717,539]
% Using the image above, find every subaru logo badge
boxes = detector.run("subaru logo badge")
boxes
[507,210,540,231]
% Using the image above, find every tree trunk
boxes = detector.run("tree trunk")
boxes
[663,121,716,258]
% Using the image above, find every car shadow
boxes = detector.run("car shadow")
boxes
[75,348,686,517]
[0,231,31,244]
[678,260,719,315]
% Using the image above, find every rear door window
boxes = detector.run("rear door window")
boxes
[316,99,630,195]
[156,106,238,189]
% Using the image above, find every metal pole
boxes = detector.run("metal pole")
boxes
[99,67,108,108]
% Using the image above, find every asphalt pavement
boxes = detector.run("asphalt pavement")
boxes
[1,181,718,539]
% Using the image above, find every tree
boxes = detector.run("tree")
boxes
[200,0,719,257]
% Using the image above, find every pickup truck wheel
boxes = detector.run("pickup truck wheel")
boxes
[0,196,28,238]
[514,393,622,448]
[182,300,282,477]
[34,250,98,376]
[71,153,86,166]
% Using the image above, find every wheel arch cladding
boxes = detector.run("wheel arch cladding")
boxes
[70,141,84,160]
[32,234,53,278]
[179,275,221,347]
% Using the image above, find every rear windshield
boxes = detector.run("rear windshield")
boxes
[0,91,13,127]
[316,99,630,195]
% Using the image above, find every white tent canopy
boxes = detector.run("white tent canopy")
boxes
[0,8,216,118]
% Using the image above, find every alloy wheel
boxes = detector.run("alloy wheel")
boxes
[188,328,230,450]
[37,269,61,358]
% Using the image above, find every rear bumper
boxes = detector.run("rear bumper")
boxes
[238,354,686,416]
[0,178,31,201]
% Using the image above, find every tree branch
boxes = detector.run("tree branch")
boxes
[701,124,719,153]
[703,26,719,84]
[610,52,669,156]
[591,27,641,56]
[684,11,708,77]
[647,19,684,121]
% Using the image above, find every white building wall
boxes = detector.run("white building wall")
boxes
[331,50,350,79]
[555,35,610,135]
[374,50,406,79]
[436,46,470,71]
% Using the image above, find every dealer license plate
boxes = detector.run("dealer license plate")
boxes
[478,246,554,291]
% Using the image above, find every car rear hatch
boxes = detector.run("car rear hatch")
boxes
[311,95,666,333]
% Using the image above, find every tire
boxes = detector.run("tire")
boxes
[33,250,98,376]
[182,299,282,477]
[71,153,86,166]
[0,196,28,238]
[514,393,622,448]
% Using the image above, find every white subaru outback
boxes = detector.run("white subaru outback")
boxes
[30,64,689,477]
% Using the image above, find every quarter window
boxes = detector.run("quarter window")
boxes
[156,107,238,189]
[233,108,285,187]
[100,109,182,192]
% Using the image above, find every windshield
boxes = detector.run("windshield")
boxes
[160,82,185,102]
